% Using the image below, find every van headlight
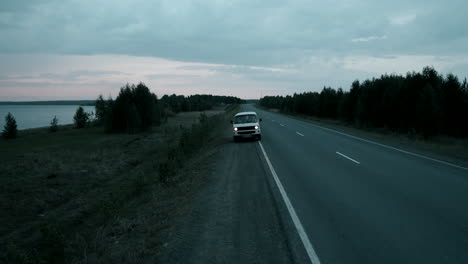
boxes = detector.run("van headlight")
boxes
[255,125,259,129]
[234,127,238,131]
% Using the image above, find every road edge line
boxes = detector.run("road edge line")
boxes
[258,141,321,264]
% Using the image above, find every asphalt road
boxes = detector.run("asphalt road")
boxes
[248,104,468,264]
[159,104,468,264]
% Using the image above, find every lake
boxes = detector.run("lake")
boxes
[0,105,96,130]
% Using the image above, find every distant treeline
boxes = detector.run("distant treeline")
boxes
[95,83,243,133]
[0,100,95,106]
[244,99,260,104]
[159,94,244,113]
[259,67,468,138]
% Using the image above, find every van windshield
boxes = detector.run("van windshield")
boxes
[234,114,257,124]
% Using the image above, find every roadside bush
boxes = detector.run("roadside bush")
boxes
[73,106,89,128]
[158,112,225,183]
[2,112,18,139]
[49,116,59,132]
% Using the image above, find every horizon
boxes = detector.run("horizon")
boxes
[1,65,466,102]
[0,96,259,103]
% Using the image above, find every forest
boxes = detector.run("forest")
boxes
[259,67,468,138]
[159,94,244,113]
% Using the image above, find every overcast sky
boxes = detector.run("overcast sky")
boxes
[1,0,467,100]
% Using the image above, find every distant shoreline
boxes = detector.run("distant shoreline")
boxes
[0,100,95,106]
[0,104,95,130]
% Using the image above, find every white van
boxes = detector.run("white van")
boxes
[230,111,262,142]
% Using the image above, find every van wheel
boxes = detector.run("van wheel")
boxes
[233,136,238,143]
[257,135,262,141]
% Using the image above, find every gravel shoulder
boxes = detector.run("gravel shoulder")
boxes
[155,131,295,264]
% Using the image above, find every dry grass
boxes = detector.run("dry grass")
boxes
[0,107,234,263]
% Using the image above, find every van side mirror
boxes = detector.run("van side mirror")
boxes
[259,118,262,122]
[230,120,233,124]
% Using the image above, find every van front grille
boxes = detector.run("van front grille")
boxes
[237,126,255,131]
[238,131,255,134]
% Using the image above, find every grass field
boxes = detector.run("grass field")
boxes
[0,107,236,263]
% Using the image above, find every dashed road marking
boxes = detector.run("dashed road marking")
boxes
[336,151,360,164]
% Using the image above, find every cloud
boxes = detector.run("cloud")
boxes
[351,35,388,43]
[1,0,468,99]
[389,13,417,25]
[342,55,468,76]
[0,70,126,84]
[1,0,466,64]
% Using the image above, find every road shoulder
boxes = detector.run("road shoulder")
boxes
[155,134,297,264]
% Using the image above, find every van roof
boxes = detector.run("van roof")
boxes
[235,111,257,117]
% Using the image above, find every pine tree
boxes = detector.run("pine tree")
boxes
[49,116,59,132]
[126,103,142,134]
[416,83,440,139]
[95,94,106,124]
[2,112,18,139]
[73,106,89,128]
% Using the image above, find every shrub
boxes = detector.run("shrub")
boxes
[49,116,59,132]
[158,112,224,184]
[2,112,18,139]
[73,106,89,128]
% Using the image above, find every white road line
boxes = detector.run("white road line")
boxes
[336,151,360,164]
[258,141,321,264]
[280,123,285,127]
[294,120,468,171]
[296,132,305,137]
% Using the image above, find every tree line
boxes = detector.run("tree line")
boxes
[2,82,243,138]
[259,67,468,138]
[159,94,244,113]
[94,83,243,133]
